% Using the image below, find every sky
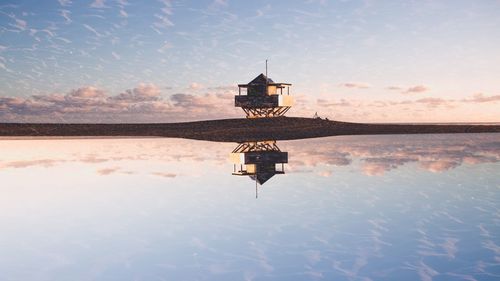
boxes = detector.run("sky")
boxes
[0,0,499,123]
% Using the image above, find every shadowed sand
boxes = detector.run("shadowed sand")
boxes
[0,117,499,142]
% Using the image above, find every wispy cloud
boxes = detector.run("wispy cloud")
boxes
[60,9,72,23]
[83,24,102,37]
[151,172,177,178]
[387,85,430,94]
[386,86,403,91]
[90,0,107,9]
[58,0,72,7]
[462,93,500,103]
[338,82,371,89]
[152,0,174,31]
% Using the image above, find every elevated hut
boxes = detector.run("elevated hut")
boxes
[235,74,293,118]
[230,140,288,185]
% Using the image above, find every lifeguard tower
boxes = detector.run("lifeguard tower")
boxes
[235,73,293,118]
[230,140,288,185]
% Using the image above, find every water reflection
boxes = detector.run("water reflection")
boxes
[230,140,288,196]
[1,134,499,280]
[227,134,499,190]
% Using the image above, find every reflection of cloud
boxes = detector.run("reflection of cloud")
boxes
[0,134,498,179]
[419,160,459,173]
[362,162,391,176]
[0,138,232,177]
[282,134,500,176]
[318,170,332,177]
[0,159,62,168]
[97,167,119,175]
[151,172,177,178]
[362,157,415,175]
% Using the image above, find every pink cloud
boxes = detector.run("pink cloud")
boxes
[338,82,371,89]
[404,85,429,94]
[0,84,240,123]
[282,135,499,176]
[188,82,204,90]
[151,172,177,178]
[97,167,119,175]
[462,93,500,103]
[414,98,452,108]
[386,86,403,91]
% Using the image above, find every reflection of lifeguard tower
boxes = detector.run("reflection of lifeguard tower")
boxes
[230,141,288,185]
[235,73,293,118]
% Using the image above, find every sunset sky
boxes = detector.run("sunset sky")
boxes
[0,0,499,123]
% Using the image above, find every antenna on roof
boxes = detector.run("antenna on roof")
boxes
[265,59,268,95]
[265,59,268,78]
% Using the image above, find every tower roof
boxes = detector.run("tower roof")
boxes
[249,73,274,84]
[238,73,291,87]
[250,172,275,185]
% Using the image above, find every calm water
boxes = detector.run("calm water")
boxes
[1,134,499,281]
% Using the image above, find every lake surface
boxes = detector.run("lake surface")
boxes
[1,134,499,281]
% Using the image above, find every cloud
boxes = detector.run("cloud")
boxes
[208,85,238,91]
[157,41,172,53]
[404,85,429,94]
[283,134,499,176]
[210,0,229,9]
[386,86,403,91]
[90,0,106,8]
[111,83,161,102]
[462,93,500,103]
[97,167,119,175]
[153,0,174,31]
[151,172,177,178]
[0,84,241,123]
[9,16,27,31]
[338,82,371,89]
[60,9,72,24]
[414,98,452,108]
[317,98,353,107]
[0,159,62,169]
[119,9,128,18]
[361,157,414,175]
[188,83,204,90]
[58,0,72,6]
[83,24,101,37]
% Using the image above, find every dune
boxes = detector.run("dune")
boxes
[0,117,498,142]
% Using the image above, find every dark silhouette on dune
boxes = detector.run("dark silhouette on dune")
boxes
[1,117,498,142]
